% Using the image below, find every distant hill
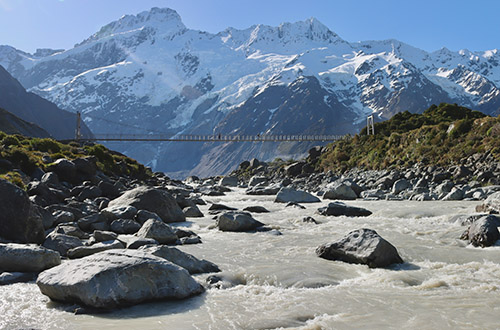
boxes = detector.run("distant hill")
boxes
[0,65,92,140]
[318,103,500,172]
[0,107,50,137]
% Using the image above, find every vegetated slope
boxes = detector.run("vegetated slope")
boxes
[319,103,500,172]
[0,65,93,140]
[0,132,151,188]
[0,107,51,138]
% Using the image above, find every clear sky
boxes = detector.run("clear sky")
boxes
[0,0,498,54]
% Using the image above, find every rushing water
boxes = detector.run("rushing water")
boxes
[2,189,500,330]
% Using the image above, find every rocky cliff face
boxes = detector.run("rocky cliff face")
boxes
[1,7,499,176]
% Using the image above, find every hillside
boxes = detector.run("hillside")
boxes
[318,103,500,173]
[0,107,50,138]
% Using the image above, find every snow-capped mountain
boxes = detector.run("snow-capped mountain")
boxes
[1,7,499,177]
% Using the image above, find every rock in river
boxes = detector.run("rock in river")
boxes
[275,187,320,203]
[461,215,500,247]
[36,249,204,309]
[216,211,264,232]
[316,228,404,268]
[316,202,372,217]
[0,243,60,272]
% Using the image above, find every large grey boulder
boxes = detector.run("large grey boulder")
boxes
[442,187,464,201]
[219,176,238,187]
[317,202,372,217]
[461,215,500,247]
[101,205,138,221]
[392,178,411,195]
[216,211,264,232]
[0,243,60,272]
[108,186,185,223]
[0,178,45,243]
[275,187,320,203]
[67,240,125,259]
[135,219,178,244]
[246,183,281,195]
[323,182,357,200]
[476,191,500,213]
[248,176,268,187]
[316,228,403,268]
[43,232,83,256]
[183,206,204,218]
[46,159,77,183]
[36,249,204,309]
[110,219,141,234]
[140,245,220,274]
[0,272,37,285]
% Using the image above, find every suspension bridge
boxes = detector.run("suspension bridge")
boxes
[71,112,352,143]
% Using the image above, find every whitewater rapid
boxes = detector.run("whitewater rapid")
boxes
[2,188,499,330]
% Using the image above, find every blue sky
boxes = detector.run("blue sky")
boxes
[0,0,498,53]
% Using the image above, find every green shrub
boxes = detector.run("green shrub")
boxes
[30,138,61,153]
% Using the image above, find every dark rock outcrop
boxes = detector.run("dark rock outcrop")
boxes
[216,211,264,232]
[316,202,372,217]
[316,228,403,268]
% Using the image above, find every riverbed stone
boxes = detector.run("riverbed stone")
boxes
[140,245,220,274]
[316,202,372,217]
[36,249,204,309]
[67,240,125,259]
[135,219,178,244]
[183,206,204,218]
[275,187,320,203]
[323,182,357,200]
[107,186,185,223]
[243,206,270,213]
[219,176,238,187]
[392,178,411,195]
[461,215,500,247]
[0,271,37,285]
[110,219,141,234]
[43,232,83,256]
[316,228,403,268]
[216,211,264,232]
[0,178,45,244]
[476,191,500,213]
[0,243,61,272]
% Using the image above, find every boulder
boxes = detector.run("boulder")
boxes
[73,157,97,176]
[392,178,411,195]
[0,243,60,272]
[0,272,37,285]
[323,183,357,200]
[316,228,403,268]
[248,176,268,187]
[140,245,220,274]
[101,205,138,221]
[442,188,464,201]
[183,206,204,218]
[107,186,185,223]
[476,191,500,213]
[93,230,117,242]
[52,210,75,226]
[219,176,238,187]
[46,158,77,183]
[67,240,125,259]
[117,235,158,249]
[135,219,178,244]
[110,219,141,234]
[54,224,87,239]
[284,162,303,177]
[275,187,320,203]
[246,183,281,195]
[243,206,270,213]
[316,202,372,217]
[77,213,107,232]
[36,249,204,309]
[43,232,83,256]
[135,209,162,224]
[461,215,500,247]
[216,211,264,232]
[208,203,237,211]
[0,178,45,243]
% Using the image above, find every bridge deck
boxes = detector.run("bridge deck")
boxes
[78,134,345,142]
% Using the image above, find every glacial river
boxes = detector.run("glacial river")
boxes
[2,189,500,329]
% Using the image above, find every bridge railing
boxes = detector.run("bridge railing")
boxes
[85,133,346,142]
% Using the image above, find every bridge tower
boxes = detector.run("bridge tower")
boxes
[366,115,375,135]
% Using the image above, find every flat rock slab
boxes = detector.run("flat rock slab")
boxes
[317,202,372,217]
[140,245,220,274]
[275,188,320,203]
[36,249,204,310]
[316,228,403,268]
[0,243,61,272]
[67,240,125,259]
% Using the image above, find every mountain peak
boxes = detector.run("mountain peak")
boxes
[78,7,186,46]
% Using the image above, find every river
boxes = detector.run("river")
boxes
[1,189,499,329]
